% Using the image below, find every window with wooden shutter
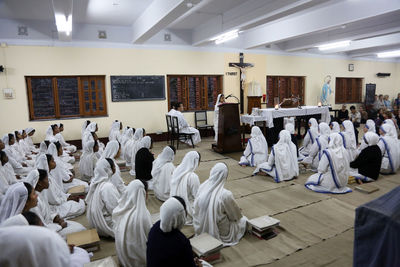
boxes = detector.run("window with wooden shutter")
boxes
[26,75,107,120]
[335,77,363,104]
[266,76,305,107]
[167,75,222,111]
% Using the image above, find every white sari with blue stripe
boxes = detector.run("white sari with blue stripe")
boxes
[378,124,400,174]
[299,118,319,157]
[239,126,268,167]
[305,133,351,194]
[254,130,298,182]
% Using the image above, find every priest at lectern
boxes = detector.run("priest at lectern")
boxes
[212,95,243,153]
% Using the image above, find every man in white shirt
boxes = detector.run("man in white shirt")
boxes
[168,102,201,146]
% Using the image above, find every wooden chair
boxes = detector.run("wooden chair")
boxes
[195,111,213,136]
[165,115,173,145]
[171,116,195,149]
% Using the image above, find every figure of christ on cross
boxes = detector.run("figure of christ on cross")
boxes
[229,53,254,114]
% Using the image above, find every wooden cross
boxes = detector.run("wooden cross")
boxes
[229,53,254,114]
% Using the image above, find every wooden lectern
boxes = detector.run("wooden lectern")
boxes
[212,103,243,153]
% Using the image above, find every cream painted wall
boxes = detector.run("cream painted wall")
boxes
[0,46,224,142]
[0,45,398,143]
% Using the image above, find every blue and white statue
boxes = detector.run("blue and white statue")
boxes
[321,75,332,106]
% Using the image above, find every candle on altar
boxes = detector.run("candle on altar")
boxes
[275,104,279,110]
[318,102,322,107]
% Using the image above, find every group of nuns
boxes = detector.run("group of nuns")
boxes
[84,120,245,267]
[240,117,397,194]
[0,124,92,266]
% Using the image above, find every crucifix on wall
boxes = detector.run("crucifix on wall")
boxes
[229,53,254,114]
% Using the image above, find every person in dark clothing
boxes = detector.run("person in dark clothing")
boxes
[147,196,203,267]
[135,146,154,181]
[350,132,382,184]
[337,104,349,123]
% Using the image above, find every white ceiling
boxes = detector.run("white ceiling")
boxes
[0,0,399,59]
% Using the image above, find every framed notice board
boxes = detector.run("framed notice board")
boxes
[111,75,165,102]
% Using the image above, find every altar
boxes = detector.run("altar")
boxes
[240,106,331,145]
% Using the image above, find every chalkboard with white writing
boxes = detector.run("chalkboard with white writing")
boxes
[111,76,165,102]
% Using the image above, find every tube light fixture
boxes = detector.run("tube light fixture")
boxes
[317,40,351,51]
[377,50,400,58]
[211,29,239,45]
[55,14,72,35]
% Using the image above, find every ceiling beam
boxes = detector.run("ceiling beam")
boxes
[281,13,400,52]
[242,0,400,49]
[131,0,200,44]
[192,0,331,46]
[347,44,400,58]
[51,0,73,41]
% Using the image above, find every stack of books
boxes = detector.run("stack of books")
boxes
[67,229,100,252]
[190,233,224,264]
[248,215,280,240]
[84,256,118,267]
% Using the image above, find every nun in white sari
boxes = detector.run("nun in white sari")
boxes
[301,123,331,171]
[305,133,352,194]
[299,118,319,157]
[36,154,86,219]
[109,121,122,142]
[194,163,247,246]
[169,151,200,224]
[151,146,176,201]
[125,128,142,167]
[47,143,88,193]
[113,180,152,267]
[129,135,151,176]
[378,124,400,174]
[254,130,299,182]
[100,140,126,194]
[24,128,39,153]
[239,126,268,167]
[339,120,358,161]
[82,122,105,153]
[0,152,18,187]
[120,127,133,156]
[54,123,77,154]
[86,158,121,237]
[79,140,98,182]
[358,119,376,153]
[0,182,28,223]
[214,94,224,142]
[25,169,86,237]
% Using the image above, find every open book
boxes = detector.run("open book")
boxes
[67,229,100,252]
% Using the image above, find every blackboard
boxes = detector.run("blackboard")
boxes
[31,78,55,118]
[57,77,80,116]
[365,83,376,105]
[111,76,165,101]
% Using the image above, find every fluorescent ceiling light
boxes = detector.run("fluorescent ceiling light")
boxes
[55,14,72,35]
[377,50,400,58]
[317,40,351,51]
[211,29,239,45]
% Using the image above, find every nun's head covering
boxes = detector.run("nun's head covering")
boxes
[0,182,28,223]
[151,146,175,178]
[25,128,35,135]
[328,133,344,149]
[308,118,318,129]
[319,122,331,137]
[330,122,340,133]
[86,122,98,133]
[0,226,71,267]
[24,170,40,188]
[365,119,376,133]
[35,154,49,172]
[160,197,186,233]
[133,128,144,141]
[102,140,120,159]
[363,132,380,146]
[0,214,29,227]
[2,135,9,146]
[278,130,291,144]
[85,158,114,203]
[170,151,200,192]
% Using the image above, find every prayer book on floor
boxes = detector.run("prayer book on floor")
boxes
[67,185,86,197]
[67,229,100,252]
[355,184,379,194]
[190,233,224,264]
[248,215,280,239]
